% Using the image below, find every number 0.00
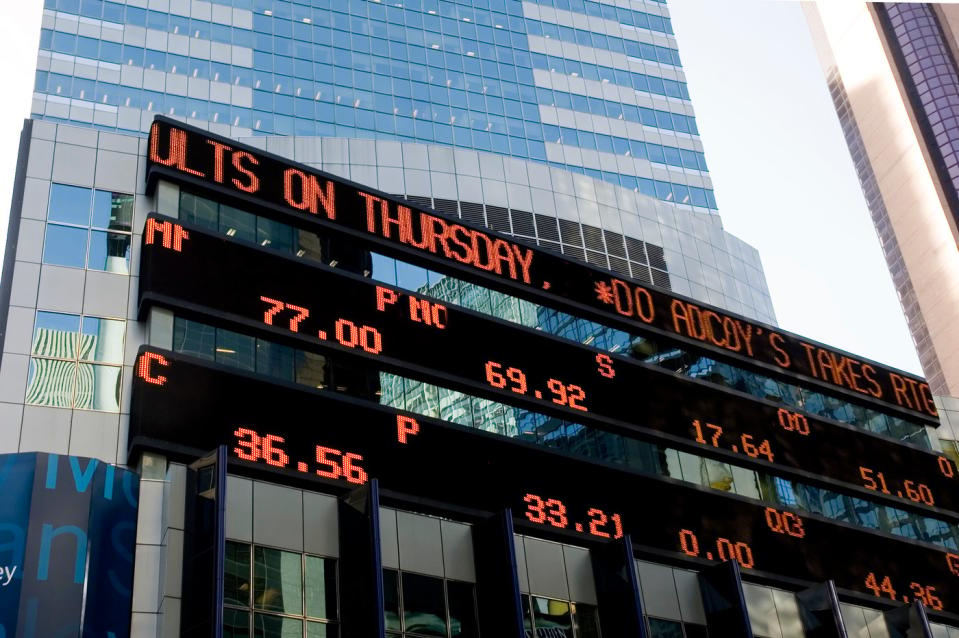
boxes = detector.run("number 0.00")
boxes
[334,318,383,354]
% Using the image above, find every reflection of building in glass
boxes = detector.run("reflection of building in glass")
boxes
[27,322,123,411]
[380,272,539,436]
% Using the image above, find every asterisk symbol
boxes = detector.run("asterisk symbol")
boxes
[594,280,615,305]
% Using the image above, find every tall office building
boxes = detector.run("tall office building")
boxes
[1,1,956,637]
[27,0,778,321]
[804,3,959,407]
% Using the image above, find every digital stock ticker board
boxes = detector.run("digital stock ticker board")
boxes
[139,117,959,616]
[131,349,959,615]
[146,117,937,421]
[138,215,958,520]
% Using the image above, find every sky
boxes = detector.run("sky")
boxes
[669,0,923,375]
[0,0,925,375]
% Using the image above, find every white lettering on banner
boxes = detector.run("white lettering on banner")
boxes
[0,565,18,587]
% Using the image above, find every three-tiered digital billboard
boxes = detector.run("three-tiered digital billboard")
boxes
[132,116,958,617]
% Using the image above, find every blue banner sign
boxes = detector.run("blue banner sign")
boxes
[0,452,139,638]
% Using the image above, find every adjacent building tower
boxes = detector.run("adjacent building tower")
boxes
[804,3,959,403]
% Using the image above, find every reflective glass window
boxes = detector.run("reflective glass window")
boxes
[216,328,257,371]
[26,359,76,407]
[49,183,92,225]
[226,542,252,607]
[306,623,337,638]
[305,556,338,620]
[254,547,303,615]
[224,608,251,638]
[529,596,572,635]
[76,362,122,411]
[253,615,302,638]
[79,316,125,364]
[27,311,124,412]
[174,317,216,361]
[92,190,134,231]
[43,224,87,268]
[447,581,478,638]
[384,569,402,633]
[648,618,684,638]
[87,230,131,273]
[33,311,81,359]
[401,572,447,635]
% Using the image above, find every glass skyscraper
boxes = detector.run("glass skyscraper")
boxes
[34,0,718,211]
[30,0,776,322]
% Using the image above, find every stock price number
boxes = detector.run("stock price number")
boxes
[523,493,624,539]
[678,529,755,568]
[233,427,368,485]
[691,419,774,462]
[261,296,384,354]
[859,466,935,506]
[486,362,588,412]
[863,573,944,611]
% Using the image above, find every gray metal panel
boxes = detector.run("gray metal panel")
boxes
[0,120,33,364]
[396,510,444,577]
[523,537,569,601]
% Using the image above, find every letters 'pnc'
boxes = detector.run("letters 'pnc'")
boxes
[0,452,140,638]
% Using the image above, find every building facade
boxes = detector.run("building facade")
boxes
[1,1,957,637]
[803,3,959,407]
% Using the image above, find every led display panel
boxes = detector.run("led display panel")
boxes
[137,217,959,518]
[129,348,959,617]
[145,117,936,420]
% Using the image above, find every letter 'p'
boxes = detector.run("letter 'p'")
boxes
[397,416,419,444]
[376,286,400,312]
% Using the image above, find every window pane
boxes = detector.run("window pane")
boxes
[257,217,294,254]
[33,311,80,358]
[80,316,125,364]
[92,190,134,231]
[307,622,338,638]
[401,572,447,636]
[256,339,295,381]
[225,541,252,607]
[572,602,601,638]
[384,569,401,633]
[194,192,219,229]
[49,183,91,225]
[173,318,216,360]
[530,596,572,635]
[253,614,302,638]
[254,547,303,615]
[75,362,121,411]
[216,328,256,371]
[294,350,328,388]
[180,191,217,230]
[220,204,257,243]
[649,618,684,638]
[295,228,324,263]
[224,608,251,638]
[26,358,76,407]
[447,581,478,638]
[305,556,337,620]
[43,224,88,268]
[521,595,534,633]
[87,230,131,273]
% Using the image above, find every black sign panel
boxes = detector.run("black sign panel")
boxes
[145,117,936,420]
[129,348,959,617]
[137,217,959,519]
